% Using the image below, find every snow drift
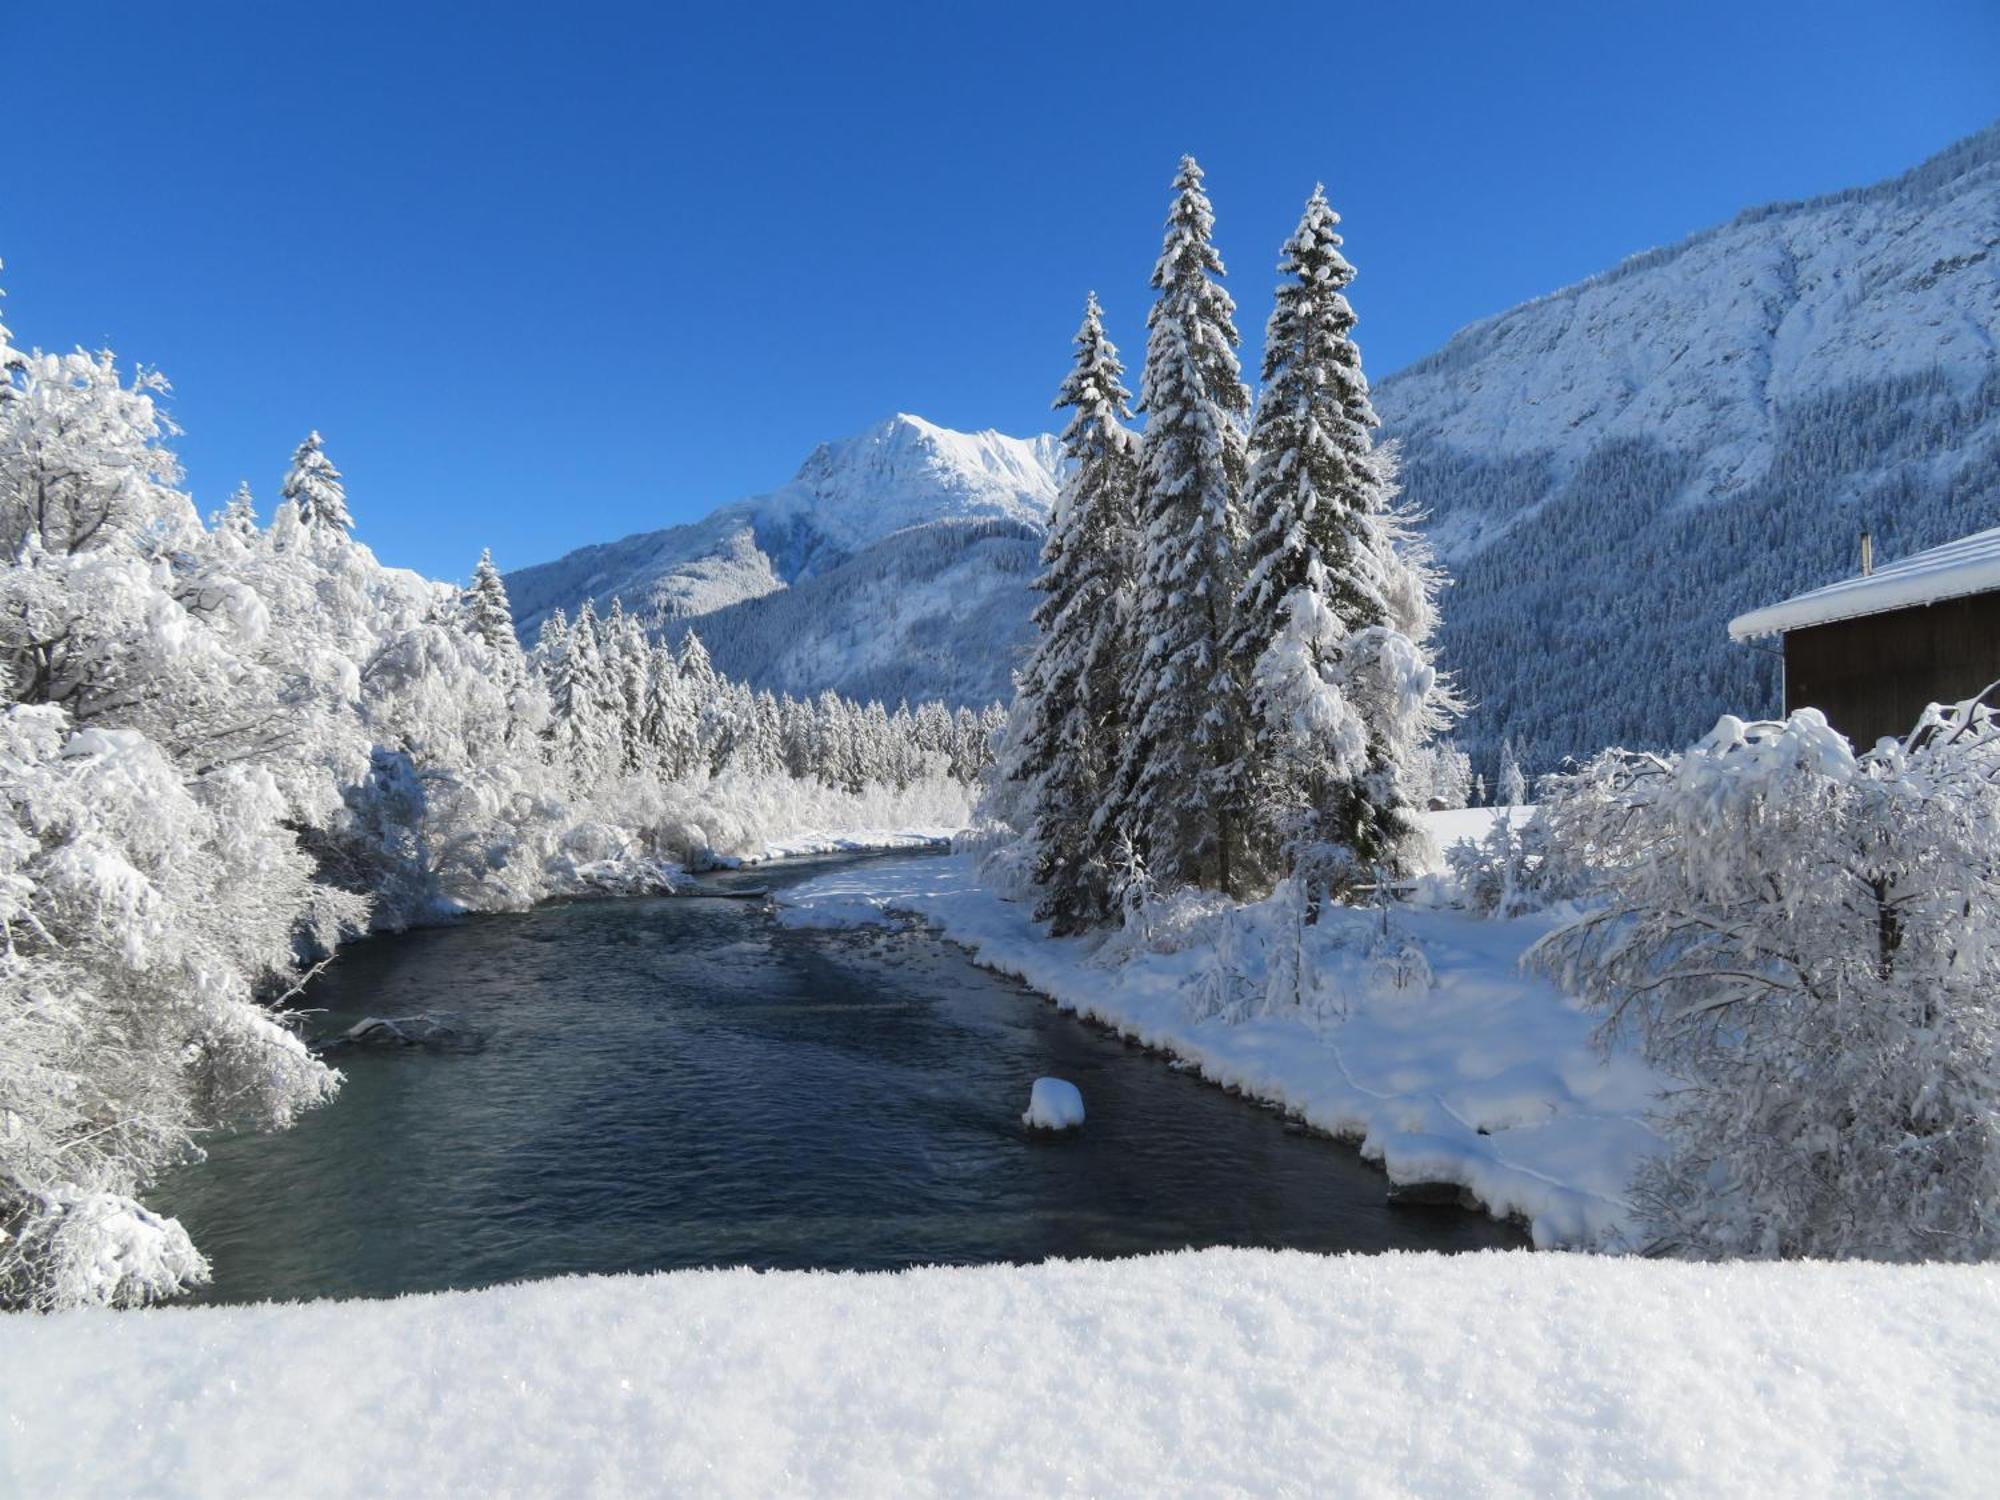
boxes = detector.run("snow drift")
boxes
[3,1248,1993,1498]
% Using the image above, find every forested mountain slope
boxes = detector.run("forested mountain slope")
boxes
[668,517,1043,708]
[1376,123,2000,770]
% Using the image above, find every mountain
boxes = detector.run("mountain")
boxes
[505,414,1062,703]
[1376,123,2000,773]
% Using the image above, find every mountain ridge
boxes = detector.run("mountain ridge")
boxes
[1373,118,1999,770]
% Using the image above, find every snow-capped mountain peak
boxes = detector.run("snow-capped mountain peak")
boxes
[504,415,1062,702]
[769,413,1063,551]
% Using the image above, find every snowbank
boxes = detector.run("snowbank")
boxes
[1021,1076,1085,1130]
[779,850,1662,1247]
[3,1248,1992,1497]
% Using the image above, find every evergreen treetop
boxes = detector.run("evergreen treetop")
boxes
[282,431,354,532]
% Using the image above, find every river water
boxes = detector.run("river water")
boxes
[156,852,1520,1302]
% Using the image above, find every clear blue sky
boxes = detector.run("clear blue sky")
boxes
[5,1,1995,582]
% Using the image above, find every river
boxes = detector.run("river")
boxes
[156,852,1521,1302]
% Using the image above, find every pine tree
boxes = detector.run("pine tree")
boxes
[642,641,697,778]
[1232,187,1453,888]
[677,631,725,773]
[1015,294,1142,931]
[282,431,354,533]
[603,599,651,771]
[1117,155,1253,897]
[218,482,259,540]
[541,600,614,784]
[462,549,518,653]
[1497,737,1527,807]
[0,265,22,400]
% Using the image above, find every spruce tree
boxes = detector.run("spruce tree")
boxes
[1232,187,1451,888]
[1117,155,1252,897]
[0,267,22,399]
[218,481,259,540]
[1016,293,1142,931]
[1497,738,1527,807]
[281,431,354,532]
[604,599,651,771]
[642,640,697,778]
[545,599,615,784]
[462,548,518,653]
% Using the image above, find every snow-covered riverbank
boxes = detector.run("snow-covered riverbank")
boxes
[5,1248,1993,1498]
[779,844,1664,1247]
[705,826,956,866]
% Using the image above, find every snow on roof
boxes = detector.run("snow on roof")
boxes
[1729,525,2000,639]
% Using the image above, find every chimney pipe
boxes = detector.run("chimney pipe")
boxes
[1860,530,1874,577]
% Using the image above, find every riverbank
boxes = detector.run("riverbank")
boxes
[778,846,1664,1248]
[700,825,956,866]
[5,1247,1993,1497]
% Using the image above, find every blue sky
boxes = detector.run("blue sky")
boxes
[4,1,1995,582]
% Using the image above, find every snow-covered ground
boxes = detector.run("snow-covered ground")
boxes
[5,1248,1993,1498]
[780,815,1663,1247]
[1417,803,1533,867]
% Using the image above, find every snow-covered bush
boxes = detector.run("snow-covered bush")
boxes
[1444,811,1578,918]
[1532,706,2000,1261]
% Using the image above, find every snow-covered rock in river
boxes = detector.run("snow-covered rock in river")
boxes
[1377,123,2000,770]
[506,414,1061,706]
[1021,1077,1085,1131]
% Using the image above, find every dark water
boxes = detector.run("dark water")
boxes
[156,853,1520,1303]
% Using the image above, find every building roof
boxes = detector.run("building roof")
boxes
[1729,525,2000,640]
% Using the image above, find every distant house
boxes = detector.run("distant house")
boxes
[1729,528,2000,748]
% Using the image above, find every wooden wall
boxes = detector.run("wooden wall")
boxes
[1784,591,2000,747]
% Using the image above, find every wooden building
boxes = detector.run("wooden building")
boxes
[1729,527,2000,747]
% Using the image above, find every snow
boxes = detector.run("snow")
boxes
[3,1248,1995,1497]
[779,841,1664,1248]
[1021,1076,1085,1130]
[1730,523,2000,638]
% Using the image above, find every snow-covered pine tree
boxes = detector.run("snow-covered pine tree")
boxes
[1497,737,1528,806]
[539,601,613,785]
[218,482,259,540]
[642,640,699,779]
[1118,156,1254,897]
[678,631,725,771]
[1231,186,1453,890]
[0,268,21,399]
[603,599,652,772]
[462,548,519,654]
[1015,293,1142,931]
[281,431,354,533]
